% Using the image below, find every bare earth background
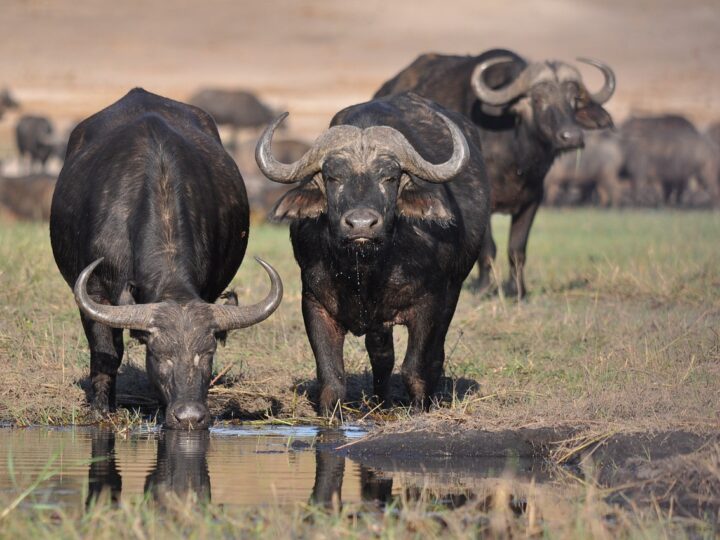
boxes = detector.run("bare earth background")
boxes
[1,0,719,149]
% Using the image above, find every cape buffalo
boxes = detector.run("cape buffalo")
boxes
[0,173,55,221]
[708,122,720,151]
[16,115,57,172]
[189,88,277,151]
[544,130,626,207]
[622,115,720,207]
[374,49,615,297]
[50,88,283,429]
[256,92,489,413]
[0,88,19,119]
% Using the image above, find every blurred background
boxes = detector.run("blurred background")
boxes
[0,0,719,216]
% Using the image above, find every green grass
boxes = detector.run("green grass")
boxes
[1,209,720,537]
[1,209,719,428]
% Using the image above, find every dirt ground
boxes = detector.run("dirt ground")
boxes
[1,0,719,158]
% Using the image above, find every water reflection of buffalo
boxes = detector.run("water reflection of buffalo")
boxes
[374,49,615,297]
[86,430,211,507]
[50,88,282,429]
[310,451,392,509]
[621,115,720,207]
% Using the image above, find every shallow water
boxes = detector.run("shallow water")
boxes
[0,425,551,511]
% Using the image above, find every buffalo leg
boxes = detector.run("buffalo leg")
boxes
[310,451,345,509]
[86,430,122,508]
[476,221,496,294]
[505,199,540,300]
[81,313,124,413]
[302,293,346,415]
[365,328,395,407]
[402,289,459,408]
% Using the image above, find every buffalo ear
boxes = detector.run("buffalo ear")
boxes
[120,282,150,343]
[118,281,137,306]
[575,103,613,129]
[397,174,454,225]
[268,183,327,222]
[215,291,238,344]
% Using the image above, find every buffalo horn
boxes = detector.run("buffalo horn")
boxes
[211,257,283,331]
[74,258,157,331]
[576,57,616,104]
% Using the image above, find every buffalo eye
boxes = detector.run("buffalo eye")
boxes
[322,174,339,184]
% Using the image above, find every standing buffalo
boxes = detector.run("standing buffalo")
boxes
[0,173,55,221]
[374,49,615,297]
[256,92,489,413]
[0,88,19,119]
[50,88,282,429]
[544,130,626,207]
[16,115,59,172]
[708,122,720,151]
[622,115,720,207]
[189,88,277,150]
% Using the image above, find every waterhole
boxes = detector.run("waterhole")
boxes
[0,425,552,511]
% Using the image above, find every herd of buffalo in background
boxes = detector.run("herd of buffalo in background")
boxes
[2,56,720,225]
[2,48,720,429]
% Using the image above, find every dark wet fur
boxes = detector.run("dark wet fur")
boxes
[274,93,490,413]
[374,48,614,298]
[50,88,249,424]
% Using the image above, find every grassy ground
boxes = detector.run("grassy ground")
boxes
[1,209,718,430]
[1,483,715,540]
[1,209,720,537]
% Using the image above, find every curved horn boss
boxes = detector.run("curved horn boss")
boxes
[257,112,468,184]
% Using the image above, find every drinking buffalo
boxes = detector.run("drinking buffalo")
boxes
[50,88,282,429]
[374,49,615,297]
[622,115,720,207]
[256,92,489,413]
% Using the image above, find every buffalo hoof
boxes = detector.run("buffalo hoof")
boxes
[470,279,498,298]
[90,392,115,415]
[318,386,345,419]
[88,406,111,423]
[501,280,527,301]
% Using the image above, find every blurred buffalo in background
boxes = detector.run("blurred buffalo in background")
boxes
[15,115,65,172]
[0,173,55,222]
[621,115,719,207]
[375,49,616,297]
[0,88,19,119]
[545,130,628,207]
[234,137,311,222]
[189,88,278,151]
[707,121,720,154]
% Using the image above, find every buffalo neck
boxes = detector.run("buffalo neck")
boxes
[131,180,204,304]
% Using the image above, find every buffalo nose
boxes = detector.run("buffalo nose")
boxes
[558,128,584,148]
[166,402,209,430]
[342,208,382,233]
